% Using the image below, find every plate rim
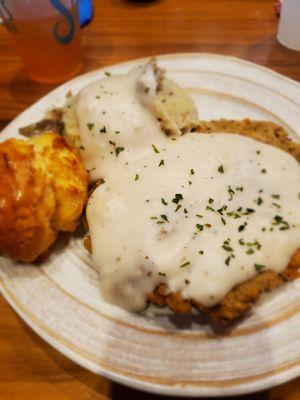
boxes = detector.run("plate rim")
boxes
[1,53,300,397]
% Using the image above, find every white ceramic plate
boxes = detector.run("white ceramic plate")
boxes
[1,54,300,397]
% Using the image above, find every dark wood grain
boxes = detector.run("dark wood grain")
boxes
[0,0,299,398]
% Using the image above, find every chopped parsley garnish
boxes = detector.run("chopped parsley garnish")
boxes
[272,215,290,230]
[254,263,265,271]
[115,130,120,134]
[256,150,261,155]
[87,122,94,130]
[244,208,255,215]
[199,250,204,255]
[271,194,280,199]
[172,193,183,204]
[160,214,169,223]
[208,198,214,204]
[135,174,139,181]
[255,197,263,206]
[190,169,195,175]
[161,198,168,205]
[221,217,226,225]
[100,126,107,133]
[222,240,235,266]
[196,224,204,231]
[238,222,248,232]
[115,146,124,157]
[261,168,267,174]
[217,205,227,215]
[206,206,215,212]
[104,71,111,77]
[225,256,231,266]
[158,272,166,277]
[159,159,164,166]
[222,244,233,252]
[152,144,159,153]
[144,87,150,94]
[175,205,182,212]
[196,214,203,218]
[218,165,224,174]
[227,186,235,199]
[180,261,191,268]
[272,202,281,209]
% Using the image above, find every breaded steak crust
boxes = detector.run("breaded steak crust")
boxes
[148,119,300,324]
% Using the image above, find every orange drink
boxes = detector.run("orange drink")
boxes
[0,0,83,83]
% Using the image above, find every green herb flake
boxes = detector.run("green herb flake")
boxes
[100,126,107,133]
[254,263,266,271]
[255,197,263,206]
[196,224,204,231]
[115,146,124,157]
[172,193,183,204]
[190,169,195,175]
[159,159,164,166]
[87,122,94,130]
[206,206,215,212]
[134,174,139,181]
[222,245,233,252]
[152,144,159,153]
[218,165,224,174]
[104,71,111,77]
[160,214,169,223]
[261,168,267,174]
[180,261,191,268]
[158,272,166,277]
[271,194,280,199]
[238,222,248,232]
[199,250,204,255]
[225,256,231,266]
[161,198,168,205]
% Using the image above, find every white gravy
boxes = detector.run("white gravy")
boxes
[75,66,300,311]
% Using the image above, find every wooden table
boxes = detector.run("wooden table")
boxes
[0,0,299,399]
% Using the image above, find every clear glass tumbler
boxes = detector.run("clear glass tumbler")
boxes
[0,0,83,83]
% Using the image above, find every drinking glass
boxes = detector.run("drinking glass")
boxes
[277,0,300,51]
[0,0,83,83]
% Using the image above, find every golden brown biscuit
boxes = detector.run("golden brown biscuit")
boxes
[0,132,88,262]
